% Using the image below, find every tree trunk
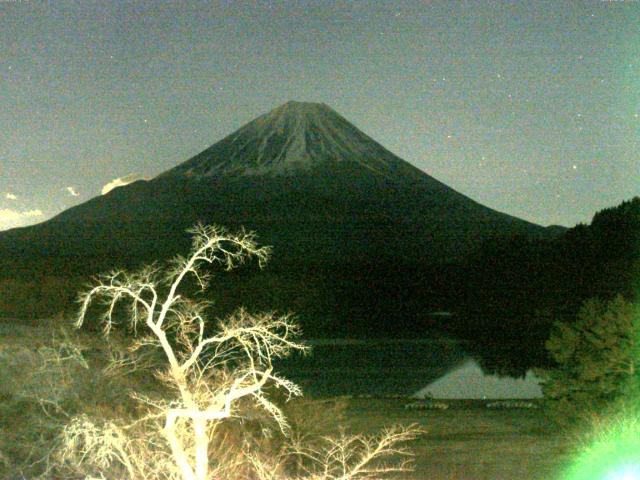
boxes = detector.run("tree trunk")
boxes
[194,418,209,480]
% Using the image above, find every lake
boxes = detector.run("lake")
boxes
[274,336,543,399]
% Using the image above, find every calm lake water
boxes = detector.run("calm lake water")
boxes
[274,336,542,399]
[0,321,541,399]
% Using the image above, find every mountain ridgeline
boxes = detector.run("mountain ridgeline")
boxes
[0,101,562,338]
[0,102,549,269]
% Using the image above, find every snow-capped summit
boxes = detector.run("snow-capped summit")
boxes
[163,101,417,178]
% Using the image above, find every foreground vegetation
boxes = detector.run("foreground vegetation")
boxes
[1,318,571,479]
[2,306,636,479]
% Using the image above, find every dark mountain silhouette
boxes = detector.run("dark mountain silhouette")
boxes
[455,196,640,375]
[0,102,550,269]
[0,101,561,336]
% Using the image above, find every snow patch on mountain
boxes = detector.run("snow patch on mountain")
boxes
[162,101,416,179]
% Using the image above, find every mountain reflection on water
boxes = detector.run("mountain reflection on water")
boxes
[274,335,542,398]
[414,358,542,399]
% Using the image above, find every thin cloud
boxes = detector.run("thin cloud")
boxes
[0,208,44,231]
[65,186,80,197]
[5,193,17,200]
[101,173,147,195]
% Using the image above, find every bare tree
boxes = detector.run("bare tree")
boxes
[60,224,420,480]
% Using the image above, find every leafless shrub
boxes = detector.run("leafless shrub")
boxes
[249,423,421,480]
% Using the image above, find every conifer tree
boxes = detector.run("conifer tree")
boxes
[539,295,639,425]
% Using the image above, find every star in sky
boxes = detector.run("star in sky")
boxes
[0,0,637,229]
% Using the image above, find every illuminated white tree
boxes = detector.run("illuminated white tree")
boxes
[62,224,420,480]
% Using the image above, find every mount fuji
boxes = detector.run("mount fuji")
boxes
[0,101,551,271]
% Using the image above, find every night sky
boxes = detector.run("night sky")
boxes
[1,0,638,231]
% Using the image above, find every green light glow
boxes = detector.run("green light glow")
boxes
[563,418,640,480]
[604,465,640,480]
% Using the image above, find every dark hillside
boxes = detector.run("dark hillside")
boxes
[455,197,640,374]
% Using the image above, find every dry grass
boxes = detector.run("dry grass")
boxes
[0,318,161,478]
[342,398,571,480]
